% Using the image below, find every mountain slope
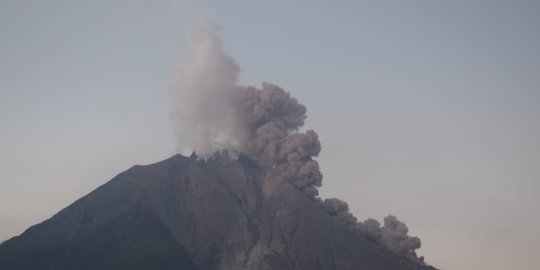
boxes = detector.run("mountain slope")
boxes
[0,154,430,270]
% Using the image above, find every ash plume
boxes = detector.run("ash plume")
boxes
[172,19,323,197]
[322,198,423,263]
[356,215,424,263]
[172,18,430,267]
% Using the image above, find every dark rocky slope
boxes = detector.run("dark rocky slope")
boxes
[0,154,434,270]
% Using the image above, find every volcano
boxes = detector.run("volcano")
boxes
[0,153,435,270]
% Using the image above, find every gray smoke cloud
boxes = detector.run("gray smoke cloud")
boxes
[321,198,425,263]
[323,198,358,227]
[172,19,322,197]
[354,215,424,264]
[238,83,323,197]
[172,18,429,267]
[322,198,424,263]
[380,215,422,257]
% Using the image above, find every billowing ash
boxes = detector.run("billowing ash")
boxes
[172,19,322,198]
[323,198,425,264]
[239,86,322,197]
[172,18,429,266]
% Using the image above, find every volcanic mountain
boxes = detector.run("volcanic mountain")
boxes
[0,153,436,270]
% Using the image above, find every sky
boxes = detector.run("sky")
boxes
[1,1,539,269]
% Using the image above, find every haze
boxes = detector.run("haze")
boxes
[1,1,539,270]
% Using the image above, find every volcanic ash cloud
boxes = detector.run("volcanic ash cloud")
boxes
[172,18,430,267]
[172,19,323,198]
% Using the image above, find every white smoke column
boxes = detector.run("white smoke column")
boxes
[172,18,243,158]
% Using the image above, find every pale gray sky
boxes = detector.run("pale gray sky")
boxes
[1,1,539,269]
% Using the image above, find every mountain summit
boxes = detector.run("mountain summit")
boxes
[0,154,436,270]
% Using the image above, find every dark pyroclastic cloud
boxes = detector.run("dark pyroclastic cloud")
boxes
[172,18,428,266]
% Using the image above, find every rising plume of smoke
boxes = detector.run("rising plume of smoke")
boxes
[173,18,428,266]
[172,19,243,158]
[172,19,323,197]
[238,84,322,196]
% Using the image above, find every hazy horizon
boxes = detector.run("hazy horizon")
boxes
[1,1,539,269]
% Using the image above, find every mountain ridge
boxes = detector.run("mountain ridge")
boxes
[0,153,435,270]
